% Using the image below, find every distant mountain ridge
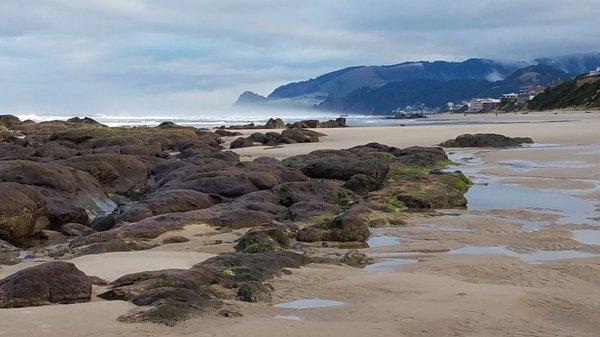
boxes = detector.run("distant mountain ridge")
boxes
[235,52,600,114]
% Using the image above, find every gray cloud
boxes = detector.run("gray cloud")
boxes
[0,0,598,116]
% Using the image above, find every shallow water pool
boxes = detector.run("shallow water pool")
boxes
[449,246,596,262]
[465,183,598,226]
[274,298,344,309]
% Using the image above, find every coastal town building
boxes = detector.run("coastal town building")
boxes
[587,67,600,77]
[466,98,501,113]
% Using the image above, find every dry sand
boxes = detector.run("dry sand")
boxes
[233,110,600,160]
[2,110,600,336]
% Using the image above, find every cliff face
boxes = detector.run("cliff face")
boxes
[528,74,600,110]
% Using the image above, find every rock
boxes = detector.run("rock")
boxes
[73,239,157,257]
[0,115,21,128]
[439,133,534,148]
[214,129,242,137]
[89,214,116,232]
[99,252,311,325]
[236,281,273,302]
[286,118,346,129]
[67,117,105,126]
[318,117,347,128]
[248,132,271,144]
[60,154,155,196]
[234,225,295,253]
[0,239,19,265]
[116,189,222,223]
[296,204,371,243]
[60,223,96,236]
[289,149,389,186]
[0,182,48,244]
[343,249,371,267]
[0,160,115,219]
[40,230,67,243]
[230,137,255,149]
[264,118,285,129]
[88,276,109,286]
[382,171,472,210]
[342,174,380,193]
[156,121,180,129]
[280,129,325,143]
[0,261,92,308]
[391,146,449,167]
[283,201,340,221]
[162,236,190,244]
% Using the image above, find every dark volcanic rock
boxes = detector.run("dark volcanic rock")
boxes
[286,148,389,189]
[99,252,311,325]
[0,115,21,128]
[297,204,371,243]
[280,129,325,143]
[60,223,96,236]
[230,137,255,149]
[0,261,92,308]
[116,189,222,224]
[235,225,296,253]
[67,117,105,126]
[264,118,285,129]
[439,133,534,148]
[0,182,47,244]
[391,146,449,167]
[343,249,371,267]
[214,129,242,137]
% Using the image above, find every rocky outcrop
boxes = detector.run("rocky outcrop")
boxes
[440,134,534,148]
[220,118,285,130]
[66,117,105,126]
[297,204,372,243]
[116,189,222,223]
[0,115,21,128]
[230,137,255,149]
[229,129,327,149]
[234,225,296,253]
[0,262,92,308]
[98,252,311,325]
[286,117,347,129]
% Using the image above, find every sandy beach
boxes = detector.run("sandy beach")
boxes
[2,110,600,337]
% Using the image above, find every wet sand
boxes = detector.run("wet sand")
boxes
[2,110,600,337]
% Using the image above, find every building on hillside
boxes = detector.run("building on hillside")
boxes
[501,93,518,101]
[518,85,546,102]
[588,67,600,77]
[466,98,501,113]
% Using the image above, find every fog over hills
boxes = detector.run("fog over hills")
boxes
[235,53,600,114]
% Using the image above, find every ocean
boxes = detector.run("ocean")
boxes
[13,112,567,129]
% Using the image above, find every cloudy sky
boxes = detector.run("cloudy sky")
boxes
[1,0,599,116]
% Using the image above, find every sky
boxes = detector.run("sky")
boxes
[1,0,599,116]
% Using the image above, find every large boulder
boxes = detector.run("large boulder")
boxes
[116,189,222,223]
[235,225,296,253]
[280,129,325,143]
[286,149,389,188]
[0,183,47,244]
[296,204,371,242]
[0,160,116,222]
[440,134,534,148]
[265,118,285,129]
[230,137,255,149]
[67,117,105,126]
[0,262,92,308]
[98,252,311,325]
[60,154,157,196]
[0,115,21,128]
